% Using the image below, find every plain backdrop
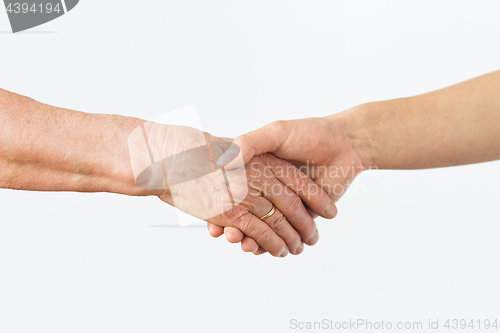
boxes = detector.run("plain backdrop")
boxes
[1,1,499,332]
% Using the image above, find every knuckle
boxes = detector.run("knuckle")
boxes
[268,214,287,232]
[236,194,259,214]
[295,173,311,194]
[246,168,271,192]
[221,207,248,226]
[268,120,288,133]
[276,158,293,171]
[255,154,274,170]
[246,162,263,180]
[232,211,253,230]
[255,228,275,249]
[286,194,303,216]
[255,171,269,186]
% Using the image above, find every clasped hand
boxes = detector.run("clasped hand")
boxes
[129,117,364,257]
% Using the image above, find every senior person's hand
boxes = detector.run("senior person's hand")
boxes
[128,121,335,257]
[0,88,334,258]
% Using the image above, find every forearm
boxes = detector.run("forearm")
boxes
[333,70,500,170]
[0,88,154,196]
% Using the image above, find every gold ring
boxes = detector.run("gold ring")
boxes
[259,204,276,221]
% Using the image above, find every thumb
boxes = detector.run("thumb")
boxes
[216,121,290,169]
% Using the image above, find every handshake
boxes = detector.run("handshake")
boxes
[2,71,498,256]
[128,113,369,257]
[127,69,500,258]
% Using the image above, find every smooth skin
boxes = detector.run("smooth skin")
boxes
[215,70,500,253]
[0,88,336,257]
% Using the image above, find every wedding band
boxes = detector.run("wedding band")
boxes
[259,205,276,221]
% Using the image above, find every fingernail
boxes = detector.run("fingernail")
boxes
[306,230,319,246]
[294,243,304,255]
[216,147,239,167]
[280,248,289,257]
[324,201,338,219]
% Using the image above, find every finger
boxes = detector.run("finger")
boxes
[213,210,289,257]
[241,237,270,256]
[306,206,319,219]
[241,236,259,252]
[216,121,291,169]
[207,222,224,238]
[251,198,303,254]
[224,227,244,243]
[255,164,318,247]
[221,227,269,255]
[253,247,267,255]
[308,229,319,246]
[268,157,337,219]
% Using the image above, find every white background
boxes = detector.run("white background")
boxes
[1,1,500,332]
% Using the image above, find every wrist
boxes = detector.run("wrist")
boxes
[105,116,168,197]
[88,114,164,198]
[323,103,375,171]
